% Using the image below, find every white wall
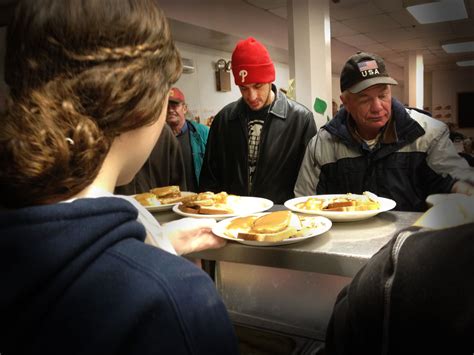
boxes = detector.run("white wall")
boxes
[161,0,287,51]
[432,68,474,137]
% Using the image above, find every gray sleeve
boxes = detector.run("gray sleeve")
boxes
[294,134,320,197]
[425,123,474,185]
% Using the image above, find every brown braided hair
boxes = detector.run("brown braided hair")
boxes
[0,0,182,208]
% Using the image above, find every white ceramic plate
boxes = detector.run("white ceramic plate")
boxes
[172,196,273,221]
[212,213,332,246]
[133,191,197,212]
[284,194,396,222]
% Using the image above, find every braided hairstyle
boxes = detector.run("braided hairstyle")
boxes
[0,0,182,208]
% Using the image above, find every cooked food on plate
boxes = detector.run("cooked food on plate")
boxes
[296,191,381,212]
[133,185,195,206]
[178,191,235,215]
[150,185,181,203]
[224,211,322,242]
[133,192,160,207]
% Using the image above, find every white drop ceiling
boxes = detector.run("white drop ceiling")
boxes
[1,0,473,77]
[244,0,474,72]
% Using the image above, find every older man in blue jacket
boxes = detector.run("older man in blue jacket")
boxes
[166,87,209,192]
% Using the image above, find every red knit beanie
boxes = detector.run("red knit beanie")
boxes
[231,37,275,86]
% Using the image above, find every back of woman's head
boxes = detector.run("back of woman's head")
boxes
[0,0,182,208]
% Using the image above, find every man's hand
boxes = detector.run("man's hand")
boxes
[162,218,226,255]
[451,181,474,196]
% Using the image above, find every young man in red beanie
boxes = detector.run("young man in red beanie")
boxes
[199,37,317,204]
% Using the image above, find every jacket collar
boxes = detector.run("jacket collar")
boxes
[325,98,425,148]
[176,120,189,136]
[231,84,287,120]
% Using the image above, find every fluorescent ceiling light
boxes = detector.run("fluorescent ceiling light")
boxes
[456,60,474,67]
[442,41,474,54]
[405,0,467,24]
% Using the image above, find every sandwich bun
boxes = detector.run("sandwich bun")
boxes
[178,201,234,215]
[238,227,298,242]
[159,194,195,205]
[224,211,304,242]
[178,191,234,215]
[224,215,258,238]
[150,185,180,198]
[134,192,160,206]
[227,215,259,231]
[251,210,293,233]
[198,204,234,215]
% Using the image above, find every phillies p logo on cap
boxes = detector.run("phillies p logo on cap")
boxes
[239,70,248,83]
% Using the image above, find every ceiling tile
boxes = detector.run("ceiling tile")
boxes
[243,0,286,10]
[389,10,419,27]
[377,49,399,58]
[388,56,405,65]
[360,43,392,53]
[188,0,474,73]
[407,23,454,37]
[449,20,474,37]
[330,20,359,37]
[430,48,446,55]
[388,37,439,51]
[371,0,404,13]
[367,27,420,43]
[423,54,442,65]
[342,14,402,33]
[330,1,384,21]
[433,51,452,59]
[336,33,377,46]
[269,6,287,19]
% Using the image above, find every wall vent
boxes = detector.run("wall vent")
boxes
[182,58,195,74]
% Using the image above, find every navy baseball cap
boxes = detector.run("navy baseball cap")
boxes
[340,52,398,93]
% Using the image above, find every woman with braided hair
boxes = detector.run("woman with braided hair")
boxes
[0,0,238,354]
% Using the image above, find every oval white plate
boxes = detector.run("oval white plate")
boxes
[212,213,332,246]
[133,191,197,212]
[284,194,396,222]
[173,196,273,221]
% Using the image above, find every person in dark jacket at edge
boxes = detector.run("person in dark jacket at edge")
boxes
[0,1,238,354]
[199,37,317,204]
[324,193,474,354]
[295,51,474,211]
[115,124,187,194]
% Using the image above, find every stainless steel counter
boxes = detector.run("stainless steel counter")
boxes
[155,209,421,278]
[153,208,422,344]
